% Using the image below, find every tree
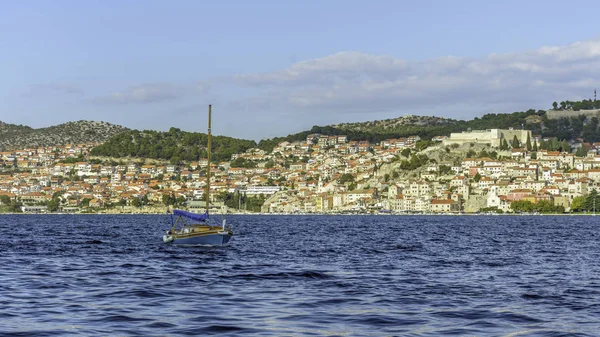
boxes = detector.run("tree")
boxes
[399,154,429,170]
[162,194,173,206]
[585,190,600,212]
[560,140,571,153]
[438,165,453,176]
[510,200,563,213]
[511,135,520,148]
[174,196,186,206]
[571,196,586,212]
[415,140,434,151]
[46,199,60,212]
[339,173,355,184]
[575,146,588,157]
[526,133,532,151]
[0,195,10,205]
[560,101,566,110]
[532,140,538,151]
[552,101,558,110]
[9,200,23,213]
[473,173,482,182]
[130,197,140,207]
[583,117,599,142]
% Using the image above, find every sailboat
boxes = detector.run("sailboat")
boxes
[162,105,233,245]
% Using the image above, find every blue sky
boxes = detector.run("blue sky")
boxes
[1,0,600,140]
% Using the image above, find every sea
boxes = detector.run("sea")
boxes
[1,214,600,336]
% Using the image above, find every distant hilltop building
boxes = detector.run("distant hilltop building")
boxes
[442,128,531,148]
[546,109,600,120]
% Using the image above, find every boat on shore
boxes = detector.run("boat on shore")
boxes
[162,105,233,245]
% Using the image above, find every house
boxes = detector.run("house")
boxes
[20,192,50,204]
[289,163,307,171]
[430,199,459,213]
[89,198,104,208]
[507,189,533,202]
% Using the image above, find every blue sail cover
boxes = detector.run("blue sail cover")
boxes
[173,209,209,222]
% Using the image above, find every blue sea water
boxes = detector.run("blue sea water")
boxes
[1,214,600,336]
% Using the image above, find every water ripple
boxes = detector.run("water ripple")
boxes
[1,214,600,336]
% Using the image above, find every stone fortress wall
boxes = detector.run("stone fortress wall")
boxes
[546,109,600,120]
[443,128,531,148]
[497,129,531,147]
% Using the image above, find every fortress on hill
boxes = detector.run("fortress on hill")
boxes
[545,109,600,120]
[442,128,531,148]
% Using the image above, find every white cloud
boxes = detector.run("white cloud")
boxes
[232,38,600,118]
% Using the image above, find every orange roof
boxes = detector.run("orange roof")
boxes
[431,199,452,204]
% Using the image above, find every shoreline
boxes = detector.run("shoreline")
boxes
[0,212,596,216]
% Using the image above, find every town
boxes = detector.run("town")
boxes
[1,125,599,215]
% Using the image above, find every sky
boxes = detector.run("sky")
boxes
[1,0,600,141]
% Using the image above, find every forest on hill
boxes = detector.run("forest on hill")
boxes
[551,99,600,111]
[90,127,257,163]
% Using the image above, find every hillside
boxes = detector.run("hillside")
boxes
[332,115,456,132]
[257,110,542,151]
[0,120,130,150]
[4,99,599,157]
[90,127,257,163]
[257,100,600,151]
[0,121,34,135]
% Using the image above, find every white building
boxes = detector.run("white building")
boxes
[244,185,282,196]
[443,129,531,148]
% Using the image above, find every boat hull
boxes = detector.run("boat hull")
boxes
[163,232,232,245]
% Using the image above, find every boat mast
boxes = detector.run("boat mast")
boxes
[206,104,212,214]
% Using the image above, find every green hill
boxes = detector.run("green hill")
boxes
[90,127,257,163]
